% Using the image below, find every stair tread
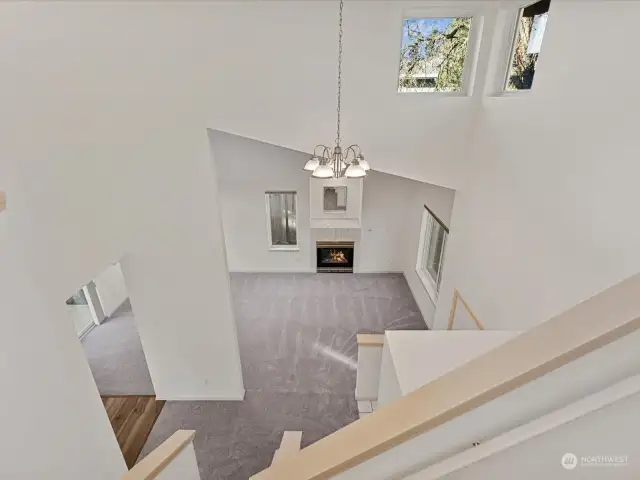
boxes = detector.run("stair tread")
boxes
[272,431,302,465]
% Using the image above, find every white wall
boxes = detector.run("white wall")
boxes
[197,0,486,189]
[212,131,312,273]
[155,443,201,480]
[94,263,128,318]
[0,214,127,480]
[0,4,248,476]
[211,131,455,287]
[442,391,640,479]
[336,324,640,480]
[404,181,456,328]
[434,1,640,330]
[67,304,94,337]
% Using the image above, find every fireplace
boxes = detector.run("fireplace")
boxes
[316,241,354,273]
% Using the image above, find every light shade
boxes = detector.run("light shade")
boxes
[304,155,320,171]
[345,161,366,178]
[358,155,371,171]
[312,163,334,178]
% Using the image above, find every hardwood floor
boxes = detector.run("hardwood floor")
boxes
[102,395,165,469]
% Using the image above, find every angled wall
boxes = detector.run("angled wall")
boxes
[434,1,640,330]
[210,130,455,326]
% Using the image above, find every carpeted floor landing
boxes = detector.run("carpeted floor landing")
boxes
[140,273,426,479]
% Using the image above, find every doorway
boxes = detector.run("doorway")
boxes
[66,262,163,468]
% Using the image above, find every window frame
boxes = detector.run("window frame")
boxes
[323,186,348,213]
[415,205,449,302]
[396,8,484,97]
[265,191,299,252]
[501,0,549,93]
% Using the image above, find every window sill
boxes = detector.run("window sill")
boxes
[488,90,531,98]
[416,268,439,304]
[269,246,300,252]
[396,90,469,98]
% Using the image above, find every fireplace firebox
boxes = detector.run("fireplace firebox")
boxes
[316,241,354,273]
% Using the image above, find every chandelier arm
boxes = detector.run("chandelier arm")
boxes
[342,145,360,165]
[313,145,330,157]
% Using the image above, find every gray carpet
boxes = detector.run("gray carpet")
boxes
[81,300,155,395]
[141,273,425,479]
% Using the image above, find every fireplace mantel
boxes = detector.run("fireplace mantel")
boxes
[309,177,363,229]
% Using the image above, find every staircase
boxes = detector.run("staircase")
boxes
[132,274,640,480]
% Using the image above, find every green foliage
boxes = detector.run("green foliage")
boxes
[399,18,471,92]
[507,16,538,90]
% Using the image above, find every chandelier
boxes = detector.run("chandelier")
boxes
[303,0,370,179]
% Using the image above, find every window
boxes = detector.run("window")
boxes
[323,186,347,212]
[266,191,298,250]
[506,0,550,91]
[399,16,473,93]
[416,206,448,300]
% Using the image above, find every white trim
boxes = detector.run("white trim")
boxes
[156,389,246,402]
[230,269,316,274]
[498,1,550,94]
[78,321,96,340]
[406,374,640,479]
[83,281,107,325]
[404,271,435,329]
[265,192,299,251]
[415,209,446,304]
[268,245,300,252]
[396,10,484,96]
[502,7,522,91]
[416,267,439,304]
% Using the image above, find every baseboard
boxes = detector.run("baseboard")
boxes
[355,270,404,274]
[157,388,246,402]
[229,269,316,274]
[229,269,404,274]
[78,322,96,340]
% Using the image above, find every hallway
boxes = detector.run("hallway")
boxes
[81,300,154,396]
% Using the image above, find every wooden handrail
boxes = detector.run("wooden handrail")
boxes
[251,274,640,480]
[447,289,484,330]
[356,333,385,347]
[122,430,196,480]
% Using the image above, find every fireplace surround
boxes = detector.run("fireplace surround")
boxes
[316,241,354,273]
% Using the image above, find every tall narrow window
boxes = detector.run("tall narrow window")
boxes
[416,206,448,300]
[506,0,550,90]
[399,17,473,93]
[266,191,298,250]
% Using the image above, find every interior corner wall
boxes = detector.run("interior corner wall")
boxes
[433,1,640,330]
[402,180,456,328]
[211,130,414,273]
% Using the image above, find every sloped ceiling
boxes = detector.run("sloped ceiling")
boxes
[0,0,496,190]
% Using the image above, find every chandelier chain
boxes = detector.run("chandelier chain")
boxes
[335,0,344,146]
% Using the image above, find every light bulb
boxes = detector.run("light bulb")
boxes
[304,155,320,171]
[312,164,334,178]
[345,161,366,178]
